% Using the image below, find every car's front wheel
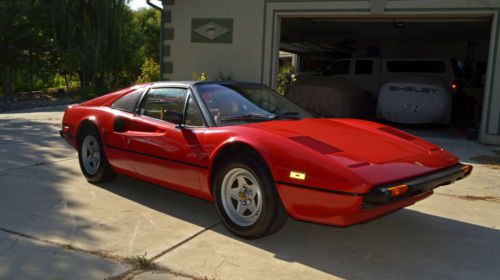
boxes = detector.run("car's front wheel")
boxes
[78,127,116,183]
[213,153,288,239]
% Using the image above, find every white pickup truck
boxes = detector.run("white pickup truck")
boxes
[320,58,457,97]
[299,58,459,124]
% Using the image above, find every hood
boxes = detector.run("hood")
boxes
[247,118,435,164]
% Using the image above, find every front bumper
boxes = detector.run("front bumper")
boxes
[276,163,472,227]
[363,163,472,207]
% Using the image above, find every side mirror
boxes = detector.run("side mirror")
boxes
[163,110,183,125]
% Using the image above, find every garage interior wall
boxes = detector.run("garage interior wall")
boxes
[379,41,489,62]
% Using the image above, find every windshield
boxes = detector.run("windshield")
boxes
[196,83,312,125]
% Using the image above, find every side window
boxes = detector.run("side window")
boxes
[355,60,373,75]
[111,89,143,113]
[185,95,204,127]
[324,60,350,76]
[141,88,188,122]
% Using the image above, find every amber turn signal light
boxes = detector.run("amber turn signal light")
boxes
[461,164,472,174]
[387,184,409,197]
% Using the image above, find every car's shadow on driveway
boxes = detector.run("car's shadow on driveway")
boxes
[97,175,500,279]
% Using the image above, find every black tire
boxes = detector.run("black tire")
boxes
[213,153,288,239]
[77,126,116,183]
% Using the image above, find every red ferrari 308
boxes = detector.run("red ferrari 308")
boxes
[61,81,472,238]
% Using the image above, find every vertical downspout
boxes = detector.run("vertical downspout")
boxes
[160,11,164,80]
[146,0,164,81]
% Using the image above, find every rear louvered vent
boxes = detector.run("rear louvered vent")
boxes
[378,127,416,141]
[289,136,342,154]
[111,90,143,113]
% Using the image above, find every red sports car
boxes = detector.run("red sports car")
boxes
[60,81,472,238]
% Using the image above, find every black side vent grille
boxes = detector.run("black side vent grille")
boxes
[111,90,143,113]
[289,136,342,154]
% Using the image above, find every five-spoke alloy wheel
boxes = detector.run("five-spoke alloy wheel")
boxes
[77,126,116,183]
[81,134,101,175]
[214,153,288,239]
[221,168,263,227]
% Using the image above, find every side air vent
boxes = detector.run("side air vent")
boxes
[378,127,416,141]
[289,136,342,154]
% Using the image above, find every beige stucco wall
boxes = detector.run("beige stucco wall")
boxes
[168,0,266,82]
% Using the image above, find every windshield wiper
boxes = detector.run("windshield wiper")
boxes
[271,111,301,120]
[220,113,273,123]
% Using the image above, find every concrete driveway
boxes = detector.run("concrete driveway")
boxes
[0,107,499,280]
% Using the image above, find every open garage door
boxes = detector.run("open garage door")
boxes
[278,16,492,141]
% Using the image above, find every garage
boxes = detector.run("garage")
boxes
[278,16,492,140]
[165,0,500,145]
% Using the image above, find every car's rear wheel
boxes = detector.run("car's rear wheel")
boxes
[78,127,116,183]
[213,153,288,239]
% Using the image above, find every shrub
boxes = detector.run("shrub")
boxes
[137,58,160,83]
[277,64,295,95]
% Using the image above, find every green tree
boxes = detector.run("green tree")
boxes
[0,1,160,98]
[133,8,161,62]
[0,0,62,95]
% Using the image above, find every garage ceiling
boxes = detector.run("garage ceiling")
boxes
[281,17,492,44]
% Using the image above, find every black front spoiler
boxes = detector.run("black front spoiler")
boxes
[363,163,472,207]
